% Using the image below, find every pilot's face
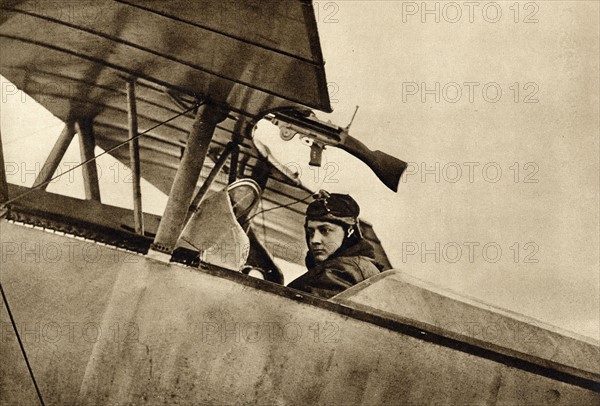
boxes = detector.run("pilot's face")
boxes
[306,220,345,263]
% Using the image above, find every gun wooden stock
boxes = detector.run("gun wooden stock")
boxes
[340,135,407,192]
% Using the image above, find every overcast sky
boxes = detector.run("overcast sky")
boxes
[1,1,598,340]
[295,1,599,340]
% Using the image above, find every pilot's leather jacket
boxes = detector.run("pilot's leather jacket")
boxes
[288,239,382,299]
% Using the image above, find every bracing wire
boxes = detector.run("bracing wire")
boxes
[244,192,313,224]
[0,283,46,406]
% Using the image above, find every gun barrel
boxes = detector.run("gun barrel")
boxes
[270,112,343,143]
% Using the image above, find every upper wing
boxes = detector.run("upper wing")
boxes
[0,0,392,269]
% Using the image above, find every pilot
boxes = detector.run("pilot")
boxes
[288,190,383,299]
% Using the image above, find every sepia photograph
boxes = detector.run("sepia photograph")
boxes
[0,1,599,404]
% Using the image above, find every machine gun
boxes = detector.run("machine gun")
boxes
[265,109,407,192]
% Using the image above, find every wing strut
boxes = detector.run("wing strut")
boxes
[228,142,240,184]
[189,141,234,213]
[150,103,229,258]
[0,127,9,203]
[32,121,76,190]
[76,119,101,201]
[127,78,144,235]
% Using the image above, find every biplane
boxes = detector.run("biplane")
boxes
[0,1,598,405]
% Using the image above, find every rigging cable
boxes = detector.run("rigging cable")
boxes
[244,159,331,225]
[0,283,46,406]
[243,160,332,258]
[244,192,313,224]
[260,198,267,242]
